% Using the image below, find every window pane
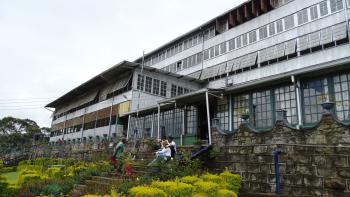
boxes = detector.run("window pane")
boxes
[302,77,328,124]
[274,84,298,125]
[252,90,273,128]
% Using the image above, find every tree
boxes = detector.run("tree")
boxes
[0,117,41,135]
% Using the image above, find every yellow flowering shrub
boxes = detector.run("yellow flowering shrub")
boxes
[18,173,41,185]
[194,181,219,197]
[151,181,194,197]
[46,167,62,178]
[217,189,237,197]
[129,186,167,197]
[180,176,202,185]
[219,170,241,193]
[201,174,222,184]
[192,193,207,197]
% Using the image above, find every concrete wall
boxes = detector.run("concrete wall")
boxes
[212,114,350,196]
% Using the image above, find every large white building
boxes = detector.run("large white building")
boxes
[47,0,350,145]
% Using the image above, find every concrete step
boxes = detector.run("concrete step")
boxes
[85,180,112,195]
[91,176,122,185]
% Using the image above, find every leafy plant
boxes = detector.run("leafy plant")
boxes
[42,184,63,197]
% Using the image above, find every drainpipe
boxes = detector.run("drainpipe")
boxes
[205,91,212,145]
[273,148,282,195]
[294,76,303,128]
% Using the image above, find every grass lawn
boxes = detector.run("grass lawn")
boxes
[1,171,19,187]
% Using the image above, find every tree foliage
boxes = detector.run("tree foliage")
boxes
[0,116,41,135]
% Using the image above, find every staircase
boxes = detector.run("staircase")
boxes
[70,152,155,196]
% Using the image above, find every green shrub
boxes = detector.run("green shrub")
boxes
[129,186,167,197]
[151,180,194,197]
[180,176,202,185]
[219,170,241,193]
[42,184,63,197]
[194,181,219,197]
[217,189,237,197]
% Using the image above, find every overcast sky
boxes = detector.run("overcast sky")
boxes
[0,0,246,127]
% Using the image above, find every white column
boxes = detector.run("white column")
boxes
[151,112,155,138]
[206,91,212,145]
[229,94,233,131]
[107,97,115,139]
[126,115,131,140]
[157,104,161,140]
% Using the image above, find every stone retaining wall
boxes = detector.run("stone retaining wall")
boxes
[212,114,350,196]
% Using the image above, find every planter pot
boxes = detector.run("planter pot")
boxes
[321,102,335,114]
[240,114,250,121]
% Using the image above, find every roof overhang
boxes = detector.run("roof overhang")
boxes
[123,88,223,116]
[46,61,138,108]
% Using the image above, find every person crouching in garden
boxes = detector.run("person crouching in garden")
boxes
[168,136,177,159]
[147,140,171,166]
[111,138,127,171]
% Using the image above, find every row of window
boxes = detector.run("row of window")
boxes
[170,84,191,97]
[129,106,198,139]
[143,27,215,67]
[198,21,348,81]
[203,0,343,62]
[162,52,203,73]
[215,71,350,131]
[144,0,300,68]
[51,116,117,137]
[161,0,344,75]
[136,74,167,97]
[136,74,192,98]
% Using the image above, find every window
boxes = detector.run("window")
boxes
[204,50,210,60]
[215,96,229,131]
[209,47,215,58]
[184,88,189,94]
[186,106,197,135]
[196,53,202,64]
[145,77,152,93]
[310,5,319,20]
[228,39,235,51]
[259,26,268,40]
[284,15,295,30]
[276,19,284,33]
[242,34,248,46]
[330,0,343,12]
[320,1,329,16]
[302,77,328,124]
[274,84,298,125]
[137,74,144,91]
[233,94,249,130]
[214,45,220,56]
[333,73,350,121]
[220,42,227,54]
[252,90,273,129]
[171,84,177,97]
[153,79,160,95]
[173,108,183,137]
[249,31,257,43]
[183,57,188,69]
[297,9,309,25]
[176,61,182,71]
[236,36,242,48]
[269,23,276,36]
[177,86,184,96]
[160,81,167,97]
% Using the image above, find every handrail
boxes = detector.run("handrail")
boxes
[190,144,213,160]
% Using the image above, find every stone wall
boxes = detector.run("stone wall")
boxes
[212,114,350,196]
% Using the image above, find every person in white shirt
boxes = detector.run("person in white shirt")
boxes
[147,140,171,166]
